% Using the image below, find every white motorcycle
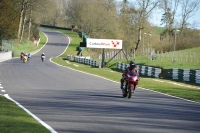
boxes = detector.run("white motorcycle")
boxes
[41,55,45,62]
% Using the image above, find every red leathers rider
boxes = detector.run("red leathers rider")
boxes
[120,61,139,92]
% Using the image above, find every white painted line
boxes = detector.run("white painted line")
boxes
[4,94,57,133]
[1,90,5,92]
[65,61,71,64]
[141,87,200,104]
[0,86,3,89]
[51,60,119,84]
[73,64,78,67]
[153,79,164,82]
[153,79,200,89]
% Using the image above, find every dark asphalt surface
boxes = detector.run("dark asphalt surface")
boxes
[0,29,200,133]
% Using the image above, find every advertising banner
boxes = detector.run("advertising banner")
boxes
[87,38,122,49]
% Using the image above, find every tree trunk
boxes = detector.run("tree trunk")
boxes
[20,6,27,43]
[28,4,32,40]
[18,0,26,39]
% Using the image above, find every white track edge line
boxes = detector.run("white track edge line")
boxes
[4,94,57,133]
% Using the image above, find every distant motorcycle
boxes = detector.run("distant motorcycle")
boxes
[41,55,45,62]
[121,71,139,98]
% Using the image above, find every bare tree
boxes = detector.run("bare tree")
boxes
[160,0,179,44]
[19,1,29,43]
[117,0,137,50]
[63,0,85,28]
[28,1,33,39]
[119,0,160,51]
[18,0,53,42]
[160,0,199,46]
[64,0,117,38]
[180,0,200,30]
[18,0,27,40]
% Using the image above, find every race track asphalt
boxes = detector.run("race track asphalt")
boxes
[0,29,200,133]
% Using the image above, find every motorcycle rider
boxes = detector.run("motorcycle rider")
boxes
[27,53,31,60]
[120,61,139,91]
[41,53,45,56]
[41,53,45,57]
[20,52,25,60]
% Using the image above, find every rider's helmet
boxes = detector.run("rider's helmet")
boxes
[129,61,136,69]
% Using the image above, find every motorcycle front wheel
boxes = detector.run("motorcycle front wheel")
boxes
[122,89,127,97]
[127,86,132,98]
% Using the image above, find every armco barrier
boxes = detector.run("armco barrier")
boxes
[65,58,200,84]
[117,62,200,84]
[166,68,200,84]
[196,70,200,84]
[67,55,99,67]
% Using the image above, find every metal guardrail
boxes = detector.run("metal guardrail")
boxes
[66,55,99,67]
[65,58,200,84]
[166,69,200,84]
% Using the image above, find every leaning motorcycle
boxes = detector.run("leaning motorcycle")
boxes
[41,55,45,62]
[121,71,139,98]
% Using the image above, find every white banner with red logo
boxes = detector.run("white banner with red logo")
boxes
[86,38,123,49]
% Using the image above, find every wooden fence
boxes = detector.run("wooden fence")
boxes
[99,48,200,64]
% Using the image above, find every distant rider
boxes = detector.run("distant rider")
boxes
[120,61,139,91]
[41,53,45,57]
[28,53,31,59]
[41,53,45,60]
